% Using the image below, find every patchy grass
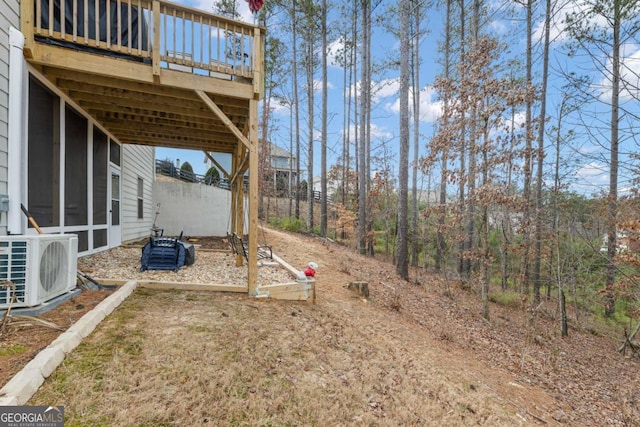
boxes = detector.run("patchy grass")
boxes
[31,289,516,426]
[0,344,28,357]
[268,217,306,233]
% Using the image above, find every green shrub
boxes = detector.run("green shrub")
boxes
[269,217,305,233]
[488,291,522,308]
[180,161,194,174]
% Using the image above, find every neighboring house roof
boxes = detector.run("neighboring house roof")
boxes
[265,142,294,159]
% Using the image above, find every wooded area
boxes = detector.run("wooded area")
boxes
[240,0,639,345]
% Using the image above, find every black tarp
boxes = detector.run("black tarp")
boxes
[38,0,149,50]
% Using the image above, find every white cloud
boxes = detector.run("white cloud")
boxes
[187,0,214,13]
[370,123,394,140]
[327,37,351,68]
[348,78,400,105]
[489,20,508,35]
[572,161,610,194]
[575,162,608,183]
[533,0,610,44]
[270,97,292,115]
[343,123,393,142]
[418,86,443,122]
[495,111,526,135]
[577,145,600,155]
[598,44,640,101]
[385,85,443,123]
[344,79,400,105]
[372,79,400,103]
[312,79,335,92]
[183,0,257,24]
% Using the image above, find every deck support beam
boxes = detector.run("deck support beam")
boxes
[196,90,251,150]
[203,151,230,179]
[231,144,245,267]
[247,98,259,294]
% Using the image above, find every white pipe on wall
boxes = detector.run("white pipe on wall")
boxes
[7,28,26,235]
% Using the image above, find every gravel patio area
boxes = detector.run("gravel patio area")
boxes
[77,246,294,286]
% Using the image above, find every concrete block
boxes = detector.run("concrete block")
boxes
[25,347,66,378]
[49,330,82,354]
[97,281,136,316]
[80,309,107,337]
[0,368,44,405]
[0,396,19,406]
[67,315,98,338]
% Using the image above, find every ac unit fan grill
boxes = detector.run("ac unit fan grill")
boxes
[39,241,68,293]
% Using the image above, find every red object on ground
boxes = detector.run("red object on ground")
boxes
[303,266,316,277]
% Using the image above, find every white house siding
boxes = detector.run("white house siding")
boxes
[121,144,155,243]
[0,0,19,235]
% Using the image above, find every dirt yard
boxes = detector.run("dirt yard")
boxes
[2,228,639,425]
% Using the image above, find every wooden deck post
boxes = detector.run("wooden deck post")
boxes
[253,27,264,99]
[20,0,35,58]
[247,98,259,294]
[152,0,161,76]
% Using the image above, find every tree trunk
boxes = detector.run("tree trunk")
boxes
[605,0,621,317]
[397,0,410,280]
[481,118,490,321]
[457,0,467,276]
[435,0,452,273]
[533,0,551,305]
[292,0,301,220]
[410,6,421,268]
[320,0,328,237]
[358,0,370,255]
[521,0,533,295]
[306,12,315,233]
[463,0,480,281]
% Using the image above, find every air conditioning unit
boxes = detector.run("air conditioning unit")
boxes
[0,234,78,309]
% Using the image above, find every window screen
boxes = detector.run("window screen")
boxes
[93,127,108,225]
[28,75,60,227]
[110,141,121,166]
[93,229,107,249]
[65,106,88,226]
[111,173,120,226]
[137,177,144,219]
[76,230,89,252]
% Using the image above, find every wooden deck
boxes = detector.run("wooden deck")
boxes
[21,0,263,152]
[20,0,264,292]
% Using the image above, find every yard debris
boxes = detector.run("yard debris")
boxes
[0,281,16,336]
[9,315,64,331]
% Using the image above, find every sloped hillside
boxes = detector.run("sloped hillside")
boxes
[264,228,639,426]
[12,227,640,425]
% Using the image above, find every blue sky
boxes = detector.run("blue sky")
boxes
[156,0,640,196]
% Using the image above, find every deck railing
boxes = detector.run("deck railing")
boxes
[24,0,263,81]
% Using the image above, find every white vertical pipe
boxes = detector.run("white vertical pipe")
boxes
[7,28,26,235]
[87,125,93,251]
[59,97,65,230]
